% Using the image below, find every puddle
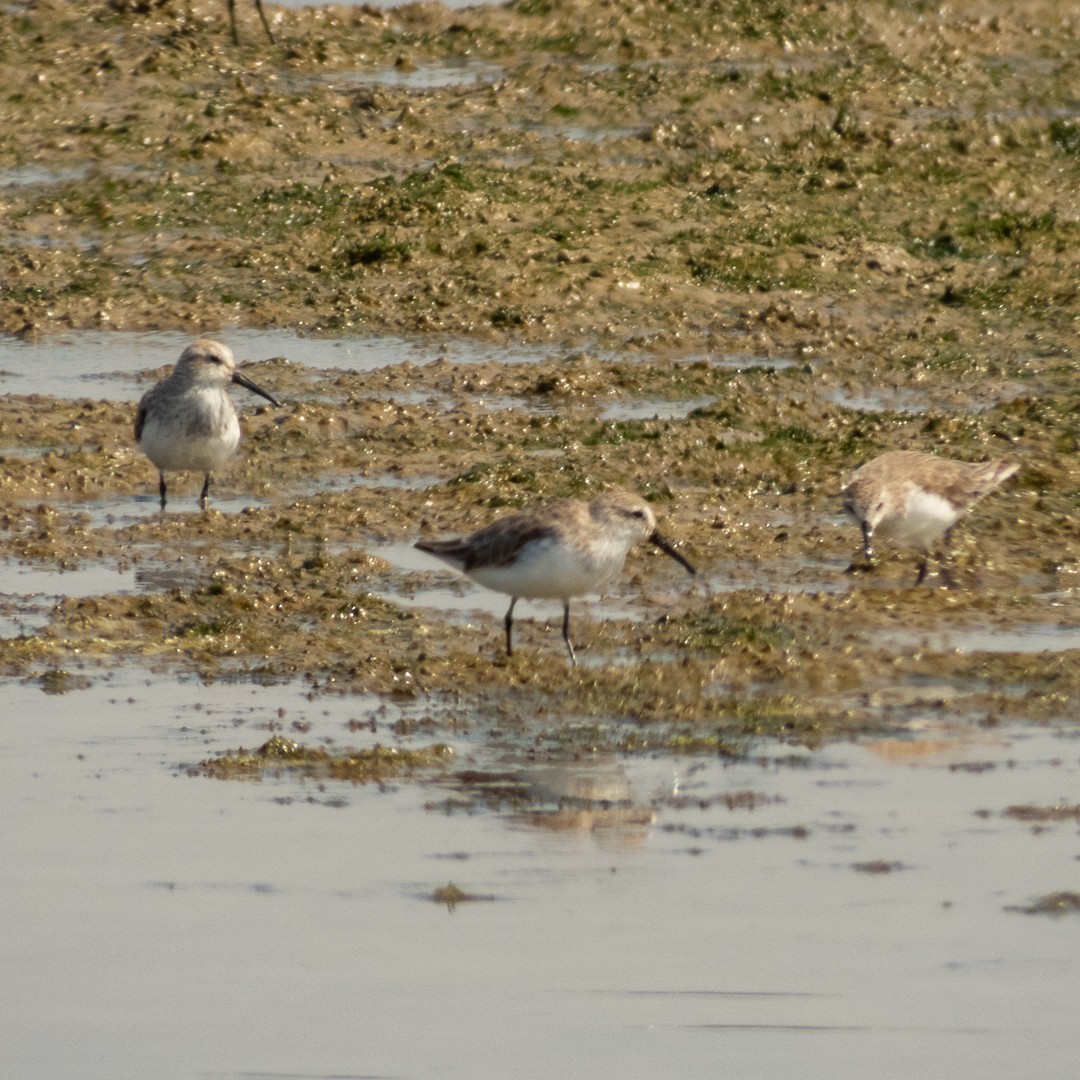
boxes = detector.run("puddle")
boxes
[0,164,90,188]
[0,549,200,637]
[319,471,441,494]
[600,397,714,422]
[45,490,273,527]
[713,353,800,372]
[826,381,1029,416]
[878,624,1080,655]
[0,329,554,400]
[2,664,1079,1078]
[316,58,505,91]
[704,562,851,597]
[0,559,139,601]
[826,385,930,415]
[540,123,652,144]
[0,330,801,403]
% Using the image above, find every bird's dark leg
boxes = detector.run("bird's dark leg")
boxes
[158,471,167,510]
[938,527,957,588]
[227,0,239,46]
[914,556,929,586]
[229,0,276,45]
[561,601,577,666]
[504,597,518,657]
[847,521,876,575]
[253,0,276,44]
[200,472,211,509]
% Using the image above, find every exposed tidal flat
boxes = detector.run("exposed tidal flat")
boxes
[2,2,1080,1077]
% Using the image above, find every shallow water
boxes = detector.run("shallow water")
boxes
[879,623,1080,655]
[2,327,1078,1079]
[0,329,553,400]
[318,58,505,90]
[599,396,714,422]
[2,668,1078,1079]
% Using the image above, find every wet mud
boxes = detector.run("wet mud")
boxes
[0,0,1078,776]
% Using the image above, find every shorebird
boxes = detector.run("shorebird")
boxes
[228,0,276,45]
[135,339,281,510]
[414,490,696,663]
[842,450,1018,586]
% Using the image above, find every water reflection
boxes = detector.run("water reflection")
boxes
[2,662,1079,1078]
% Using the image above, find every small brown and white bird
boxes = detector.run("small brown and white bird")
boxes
[841,450,1018,585]
[135,339,281,510]
[414,490,696,663]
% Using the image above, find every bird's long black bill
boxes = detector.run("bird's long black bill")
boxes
[232,370,282,407]
[649,530,696,575]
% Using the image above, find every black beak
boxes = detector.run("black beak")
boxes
[649,530,696,575]
[232,369,282,408]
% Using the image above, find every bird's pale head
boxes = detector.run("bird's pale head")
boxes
[175,339,237,385]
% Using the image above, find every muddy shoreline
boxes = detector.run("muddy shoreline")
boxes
[1,0,1078,765]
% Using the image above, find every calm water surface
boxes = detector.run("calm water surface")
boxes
[1,331,1079,1078]
[1,668,1079,1079]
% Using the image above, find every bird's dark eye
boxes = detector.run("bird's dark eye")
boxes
[632,509,646,519]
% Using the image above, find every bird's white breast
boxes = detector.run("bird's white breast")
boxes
[139,387,241,472]
[468,534,627,600]
[879,486,961,548]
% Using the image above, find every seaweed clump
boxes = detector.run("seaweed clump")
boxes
[199,734,454,783]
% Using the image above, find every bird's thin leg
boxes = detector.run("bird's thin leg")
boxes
[254,0,276,44]
[200,472,211,509]
[504,597,518,657]
[938,527,957,588]
[227,0,239,46]
[914,556,929,586]
[158,471,167,510]
[561,601,577,666]
[846,520,876,574]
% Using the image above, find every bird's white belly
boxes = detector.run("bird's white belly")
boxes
[139,414,240,472]
[469,537,624,599]
[879,488,960,548]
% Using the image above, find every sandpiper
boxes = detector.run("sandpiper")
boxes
[135,339,281,510]
[414,490,696,664]
[842,450,1018,586]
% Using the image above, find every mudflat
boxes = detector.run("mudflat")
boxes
[1,0,1078,755]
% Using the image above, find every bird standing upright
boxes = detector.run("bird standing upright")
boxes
[135,339,281,510]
